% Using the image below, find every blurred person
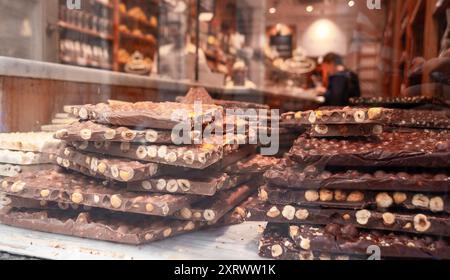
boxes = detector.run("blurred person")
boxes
[318,52,361,106]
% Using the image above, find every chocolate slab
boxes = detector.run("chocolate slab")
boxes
[309,123,384,138]
[261,186,450,214]
[244,200,450,237]
[264,162,450,193]
[0,132,62,153]
[0,164,56,177]
[0,149,53,165]
[287,223,450,260]
[288,131,450,168]
[282,107,385,125]
[1,169,202,217]
[259,224,368,260]
[349,96,449,109]
[70,101,222,130]
[54,121,176,144]
[223,154,282,175]
[69,139,237,169]
[127,173,253,196]
[56,146,160,182]
[0,207,204,245]
[380,109,450,129]
[171,184,257,223]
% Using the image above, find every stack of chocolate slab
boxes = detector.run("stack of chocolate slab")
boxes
[246,106,450,260]
[0,98,261,245]
[0,132,61,178]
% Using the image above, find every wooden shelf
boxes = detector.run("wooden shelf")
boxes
[120,12,157,30]
[119,31,157,45]
[409,0,424,26]
[58,21,113,41]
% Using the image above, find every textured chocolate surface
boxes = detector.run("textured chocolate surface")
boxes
[264,162,450,193]
[288,131,450,168]
[69,102,222,129]
[1,169,201,217]
[309,123,383,138]
[56,146,160,182]
[287,223,450,260]
[223,154,282,175]
[349,96,449,109]
[54,121,176,144]
[244,200,450,237]
[259,224,367,260]
[380,109,450,129]
[172,184,256,223]
[0,207,204,245]
[0,164,56,178]
[282,107,385,125]
[70,140,236,169]
[264,187,450,214]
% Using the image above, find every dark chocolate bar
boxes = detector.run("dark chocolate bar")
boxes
[282,107,385,125]
[261,187,450,214]
[54,121,176,144]
[223,154,281,175]
[309,123,383,137]
[171,184,256,223]
[70,101,222,130]
[264,162,450,193]
[70,139,237,169]
[349,96,449,109]
[288,131,450,168]
[1,169,202,217]
[287,223,450,260]
[0,207,204,245]
[380,109,450,129]
[244,200,450,237]
[259,224,368,260]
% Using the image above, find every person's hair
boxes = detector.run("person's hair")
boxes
[323,52,343,65]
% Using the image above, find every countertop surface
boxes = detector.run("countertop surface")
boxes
[0,222,266,260]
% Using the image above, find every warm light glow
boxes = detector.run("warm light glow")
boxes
[301,19,347,56]
[269,7,277,14]
[306,5,314,13]
[199,12,214,22]
[348,0,355,7]
[315,20,331,39]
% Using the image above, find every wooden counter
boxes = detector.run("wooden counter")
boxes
[0,56,319,132]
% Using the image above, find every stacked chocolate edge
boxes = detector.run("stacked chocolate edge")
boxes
[0,92,269,245]
[245,104,450,260]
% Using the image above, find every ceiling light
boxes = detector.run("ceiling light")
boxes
[269,7,277,14]
[348,1,355,7]
[306,5,314,13]
[199,12,214,22]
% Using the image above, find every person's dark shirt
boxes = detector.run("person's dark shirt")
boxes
[324,70,361,106]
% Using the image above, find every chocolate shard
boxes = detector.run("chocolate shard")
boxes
[0,207,204,245]
[1,169,202,217]
[0,132,62,153]
[0,164,56,178]
[349,96,449,109]
[287,223,450,260]
[171,183,257,223]
[223,154,282,175]
[259,224,369,260]
[243,199,450,237]
[309,123,384,138]
[264,162,450,193]
[69,101,222,130]
[54,121,176,144]
[0,149,53,165]
[262,186,450,214]
[288,131,450,168]
[69,139,236,169]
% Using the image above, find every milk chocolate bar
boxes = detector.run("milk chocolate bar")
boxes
[70,102,222,130]
[245,200,450,237]
[223,154,281,175]
[309,124,383,138]
[261,187,450,214]
[0,207,203,245]
[289,131,450,168]
[172,184,256,223]
[0,149,53,165]
[259,224,367,260]
[1,169,202,217]
[349,96,449,109]
[0,132,62,153]
[287,223,450,260]
[70,139,235,169]
[282,107,385,125]
[54,121,176,144]
[264,162,450,193]
[56,146,161,182]
[381,109,450,129]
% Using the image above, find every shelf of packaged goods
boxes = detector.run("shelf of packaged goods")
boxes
[58,21,113,41]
